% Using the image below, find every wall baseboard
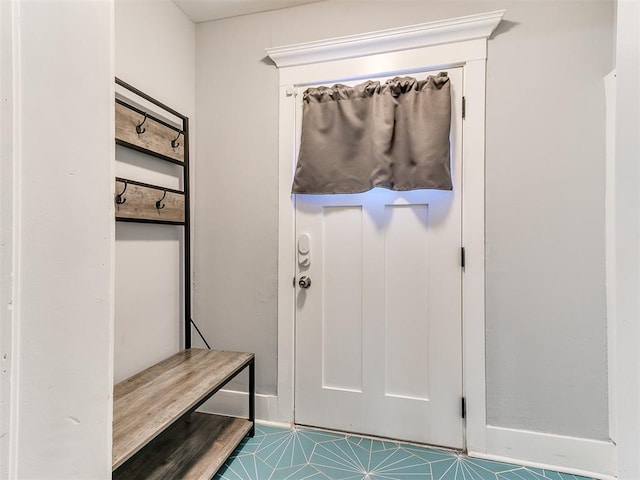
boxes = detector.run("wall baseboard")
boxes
[475,425,616,480]
[198,390,279,423]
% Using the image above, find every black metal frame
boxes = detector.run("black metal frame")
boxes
[115,77,192,349]
[249,358,256,437]
[115,176,184,195]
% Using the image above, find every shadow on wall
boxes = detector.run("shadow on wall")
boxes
[491,19,518,38]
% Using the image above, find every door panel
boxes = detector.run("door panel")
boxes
[384,204,430,401]
[295,67,464,449]
[322,206,363,392]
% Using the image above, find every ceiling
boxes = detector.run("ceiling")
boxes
[173,0,325,23]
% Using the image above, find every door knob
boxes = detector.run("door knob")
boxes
[298,276,311,289]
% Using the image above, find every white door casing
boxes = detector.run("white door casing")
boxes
[294,68,464,448]
[267,10,504,454]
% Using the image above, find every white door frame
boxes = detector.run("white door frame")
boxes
[266,10,504,454]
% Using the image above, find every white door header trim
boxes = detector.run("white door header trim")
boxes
[265,10,505,68]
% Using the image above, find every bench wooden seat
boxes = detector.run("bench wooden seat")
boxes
[112,348,255,478]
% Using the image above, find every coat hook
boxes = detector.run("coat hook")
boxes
[156,189,167,210]
[171,131,182,149]
[136,113,148,134]
[115,181,127,205]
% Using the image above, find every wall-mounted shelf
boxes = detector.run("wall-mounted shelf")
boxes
[113,76,192,346]
[115,177,185,225]
[115,99,185,165]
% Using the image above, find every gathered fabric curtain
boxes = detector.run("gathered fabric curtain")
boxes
[292,72,452,194]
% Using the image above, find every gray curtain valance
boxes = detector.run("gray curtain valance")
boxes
[292,72,452,194]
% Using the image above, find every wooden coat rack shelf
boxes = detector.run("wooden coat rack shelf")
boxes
[115,178,185,225]
[115,99,185,164]
[113,78,255,480]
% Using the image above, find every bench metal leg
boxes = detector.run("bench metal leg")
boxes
[249,358,255,437]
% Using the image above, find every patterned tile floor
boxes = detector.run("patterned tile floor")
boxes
[214,424,595,480]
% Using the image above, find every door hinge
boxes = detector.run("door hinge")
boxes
[461,247,465,269]
[461,397,466,419]
[462,96,466,119]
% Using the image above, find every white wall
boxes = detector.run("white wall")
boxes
[484,1,611,440]
[1,0,115,478]
[195,0,614,440]
[613,1,640,478]
[114,0,196,382]
[194,14,279,395]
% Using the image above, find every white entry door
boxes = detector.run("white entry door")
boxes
[294,67,464,449]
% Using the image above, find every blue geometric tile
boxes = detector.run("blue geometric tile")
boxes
[463,457,527,474]
[268,464,326,480]
[311,440,367,479]
[497,469,550,480]
[216,453,275,480]
[257,424,290,435]
[369,450,432,478]
[430,457,462,480]
[404,444,458,463]
[369,447,430,477]
[526,469,565,480]
[523,468,596,480]
[213,424,597,480]
[302,428,346,443]
[342,438,373,471]
[256,433,297,466]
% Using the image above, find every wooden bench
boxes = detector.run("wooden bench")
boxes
[112,348,255,479]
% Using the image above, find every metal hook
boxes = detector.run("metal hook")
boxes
[115,181,127,205]
[156,189,167,210]
[136,113,147,134]
[171,131,182,149]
